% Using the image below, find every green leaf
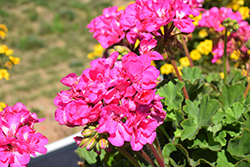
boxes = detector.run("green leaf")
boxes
[214,131,227,147]
[189,129,221,151]
[157,80,184,110]
[162,143,189,167]
[204,73,221,83]
[243,111,250,130]
[219,83,245,110]
[181,66,202,84]
[224,102,245,124]
[217,150,234,167]
[228,68,247,85]
[75,147,98,164]
[189,149,217,166]
[181,95,221,140]
[228,128,250,160]
[235,159,250,167]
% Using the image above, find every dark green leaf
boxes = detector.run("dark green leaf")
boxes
[217,150,234,167]
[218,84,245,110]
[75,147,98,164]
[189,129,221,151]
[181,95,221,140]
[228,128,250,160]
[234,159,250,167]
[181,67,202,84]
[157,80,184,110]
[189,149,217,166]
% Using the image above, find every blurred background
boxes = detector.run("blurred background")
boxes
[0,0,130,143]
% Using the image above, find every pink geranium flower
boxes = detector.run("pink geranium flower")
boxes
[55,51,166,151]
[0,103,48,167]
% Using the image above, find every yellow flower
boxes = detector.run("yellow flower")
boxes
[238,7,250,20]
[0,102,6,111]
[0,69,9,80]
[118,5,126,11]
[9,56,20,65]
[220,72,224,79]
[160,63,174,75]
[93,44,104,56]
[0,45,9,54]
[5,49,13,56]
[216,59,223,65]
[230,50,241,60]
[197,40,213,55]
[87,52,96,59]
[173,66,183,76]
[179,57,190,67]
[128,1,135,5]
[198,29,208,38]
[247,50,250,56]
[227,2,240,11]
[190,50,201,61]
[191,14,202,26]
[4,61,12,69]
[0,31,6,40]
[233,0,244,6]
[151,60,156,67]
[0,24,8,33]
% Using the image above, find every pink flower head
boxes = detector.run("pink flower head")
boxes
[55,51,166,151]
[87,6,125,48]
[0,103,48,167]
[198,7,242,32]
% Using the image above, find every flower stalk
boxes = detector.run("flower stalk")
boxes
[171,58,190,100]
[223,27,228,84]
[138,150,158,167]
[148,143,165,167]
[117,147,140,167]
[181,35,193,67]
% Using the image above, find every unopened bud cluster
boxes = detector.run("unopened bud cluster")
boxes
[79,126,109,153]
[223,18,239,32]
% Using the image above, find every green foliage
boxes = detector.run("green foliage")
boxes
[157,67,250,166]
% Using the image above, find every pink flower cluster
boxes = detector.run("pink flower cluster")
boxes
[54,51,166,151]
[88,0,200,48]
[0,103,48,167]
[198,7,242,32]
[87,6,125,49]
[198,7,250,63]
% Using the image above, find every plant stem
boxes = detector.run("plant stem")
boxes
[138,150,158,167]
[223,28,228,83]
[244,63,250,98]
[181,35,193,67]
[148,143,165,167]
[171,59,190,100]
[117,147,140,167]
[159,126,172,143]
[154,138,164,162]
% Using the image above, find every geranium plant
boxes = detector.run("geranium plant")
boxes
[52,0,250,166]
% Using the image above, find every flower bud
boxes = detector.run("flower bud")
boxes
[79,138,90,148]
[108,48,116,55]
[98,138,109,149]
[95,141,101,154]
[88,126,96,130]
[86,137,97,151]
[114,46,130,55]
[223,18,239,32]
[81,129,95,137]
